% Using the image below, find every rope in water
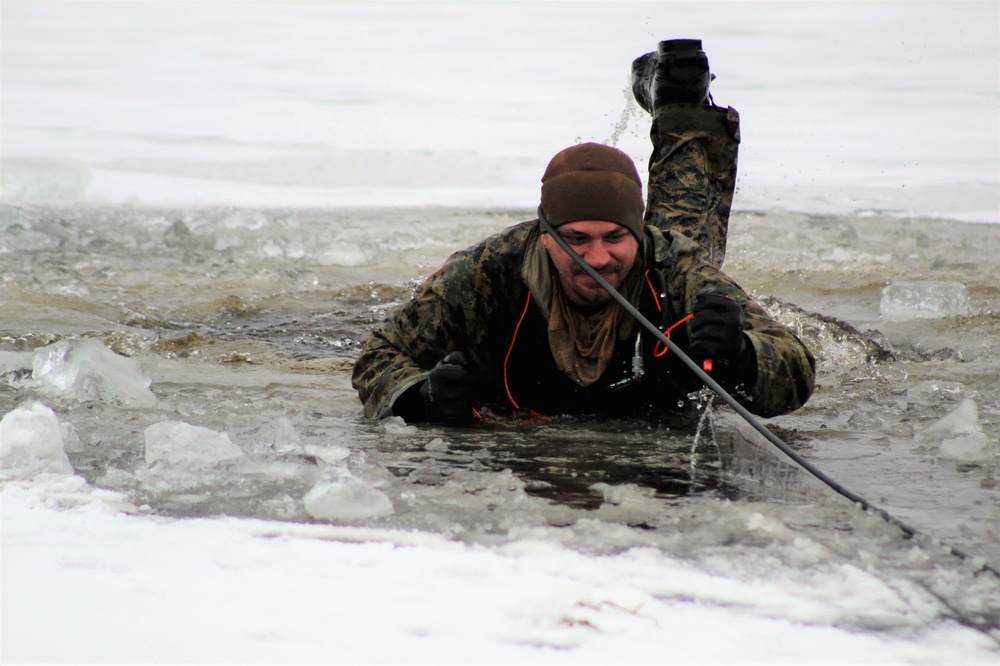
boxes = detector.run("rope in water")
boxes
[537,205,998,578]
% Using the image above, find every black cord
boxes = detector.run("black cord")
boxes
[537,205,999,578]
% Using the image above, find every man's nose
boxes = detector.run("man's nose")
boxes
[583,240,613,268]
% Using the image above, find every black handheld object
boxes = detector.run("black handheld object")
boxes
[688,289,757,390]
[688,288,747,367]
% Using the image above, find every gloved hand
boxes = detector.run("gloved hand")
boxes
[419,351,476,426]
[688,289,750,376]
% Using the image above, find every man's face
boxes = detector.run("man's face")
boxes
[541,220,639,306]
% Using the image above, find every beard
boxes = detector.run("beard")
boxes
[562,262,629,305]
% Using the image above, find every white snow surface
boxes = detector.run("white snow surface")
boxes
[2,1,999,663]
[4,482,996,664]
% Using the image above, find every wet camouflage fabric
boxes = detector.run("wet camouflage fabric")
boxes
[352,222,814,420]
[352,222,533,419]
[644,104,740,269]
[352,104,815,420]
[647,227,815,417]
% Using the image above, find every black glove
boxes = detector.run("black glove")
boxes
[688,289,754,388]
[418,352,476,426]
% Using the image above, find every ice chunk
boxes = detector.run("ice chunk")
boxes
[302,443,351,465]
[32,339,157,407]
[0,351,33,385]
[589,482,664,525]
[879,281,971,321]
[0,157,91,202]
[939,432,990,462]
[144,421,243,465]
[425,437,448,451]
[162,219,209,250]
[95,467,137,491]
[254,417,304,456]
[0,402,74,480]
[303,467,394,521]
[220,210,268,231]
[922,399,992,462]
[61,421,85,453]
[317,242,368,266]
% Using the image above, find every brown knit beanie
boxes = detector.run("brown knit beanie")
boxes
[540,142,645,239]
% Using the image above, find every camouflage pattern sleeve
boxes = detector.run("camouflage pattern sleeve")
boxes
[644,104,740,270]
[654,229,816,418]
[352,222,533,418]
[641,103,813,417]
[740,299,817,417]
[352,337,427,419]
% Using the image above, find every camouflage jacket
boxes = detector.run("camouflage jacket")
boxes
[352,220,815,420]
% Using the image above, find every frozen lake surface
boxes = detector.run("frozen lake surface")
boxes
[2,1,999,662]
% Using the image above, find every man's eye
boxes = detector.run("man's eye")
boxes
[564,234,589,244]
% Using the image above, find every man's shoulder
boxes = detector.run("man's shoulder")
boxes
[481,219,539,249]
[450,219,539,267]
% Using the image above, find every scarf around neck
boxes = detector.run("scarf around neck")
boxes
[521,228,642,387]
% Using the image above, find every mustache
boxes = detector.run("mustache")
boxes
[570,261,626,278]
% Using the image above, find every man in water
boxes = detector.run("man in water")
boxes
[353,40,815,425]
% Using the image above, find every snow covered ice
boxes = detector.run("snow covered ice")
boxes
[0,401,74,480]
[2,1,1000,663]
[144,421,243,465]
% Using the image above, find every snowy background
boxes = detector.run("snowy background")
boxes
[3,0,997,219]
[2,1,999,663]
